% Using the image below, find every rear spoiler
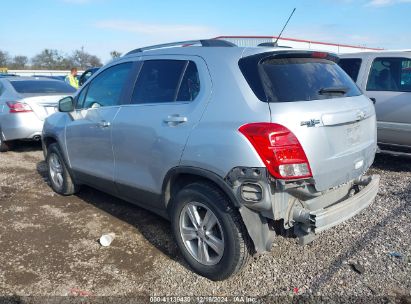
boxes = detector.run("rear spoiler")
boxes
[247,50,339,64]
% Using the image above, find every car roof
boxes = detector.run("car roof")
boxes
[122,45,330,61]
[340,50,411,57]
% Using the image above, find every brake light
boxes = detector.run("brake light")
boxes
[6,101,33,113]
[311,52,328,59]
[239,123,312,179]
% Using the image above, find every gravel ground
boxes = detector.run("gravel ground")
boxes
[0,142,410,303]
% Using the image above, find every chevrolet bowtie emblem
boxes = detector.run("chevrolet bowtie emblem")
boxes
[301,119,321,127]
[356,110,366,121]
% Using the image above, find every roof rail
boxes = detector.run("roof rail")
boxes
[125,39,236,55]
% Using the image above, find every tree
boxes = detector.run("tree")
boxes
[0,50,10,67]
[10,55,28,69]
[110,51,122,59]
[31,49,65,69]
[69,47,102,69]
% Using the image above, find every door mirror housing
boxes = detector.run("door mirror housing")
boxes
[58,96,75,112]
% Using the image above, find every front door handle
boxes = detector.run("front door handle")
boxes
[98,120,111,128]
[164,115,188,125]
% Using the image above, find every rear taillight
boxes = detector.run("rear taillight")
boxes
[239,123,312,179]
[6,101,33,113]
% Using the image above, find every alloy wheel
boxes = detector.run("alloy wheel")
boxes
[179,202,225,266]
[48,153,64,189]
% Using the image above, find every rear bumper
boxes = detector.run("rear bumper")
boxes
[226,167,380,251]
[0,112,43,140]
[311,174,380,233]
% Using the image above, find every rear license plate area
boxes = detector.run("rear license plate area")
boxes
[346,122,361,145]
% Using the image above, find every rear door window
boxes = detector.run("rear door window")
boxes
[338,58,362,82]
[131,60,200,104]
[240,53,361,102]
[366,57,411,92]
[10,80,76,94]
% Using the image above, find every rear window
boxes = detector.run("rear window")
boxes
[239,54,362,102]
[10,80,76,94]
[338,58,362,82]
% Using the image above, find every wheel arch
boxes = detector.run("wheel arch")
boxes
[42,134,73,176]
[42,134,58,147]
[162,166,241,213]
[41,134,60,159]
[163,166,274,253]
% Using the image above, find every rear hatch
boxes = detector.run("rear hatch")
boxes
[10,79,76,121]
[239,51,377,191]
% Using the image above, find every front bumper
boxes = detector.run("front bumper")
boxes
[310,174,379,233]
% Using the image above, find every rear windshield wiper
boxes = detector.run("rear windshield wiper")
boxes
[318,87,348,95]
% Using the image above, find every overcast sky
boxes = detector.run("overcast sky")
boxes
[1,0,410,63]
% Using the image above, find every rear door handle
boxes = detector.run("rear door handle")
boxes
[98,120,111,128]
[164,115,188,125]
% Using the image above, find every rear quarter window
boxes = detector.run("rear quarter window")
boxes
[10,80,76,94]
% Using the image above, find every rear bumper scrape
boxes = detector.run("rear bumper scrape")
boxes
[311,174,380,233]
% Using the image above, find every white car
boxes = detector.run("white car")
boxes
[339,51,411,154]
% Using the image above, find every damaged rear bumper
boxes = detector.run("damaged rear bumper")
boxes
[311,174,379,233]
[226,167,380,252]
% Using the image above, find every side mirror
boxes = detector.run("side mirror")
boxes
[58,96,75,112]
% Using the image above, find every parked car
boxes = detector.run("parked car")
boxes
[78,67,100,86]
[0,77,76,151]
[42,40,379,280]
[0,73,18,78]
[51,75,66,82]
[339,51,411,154]
[31,75,66,82]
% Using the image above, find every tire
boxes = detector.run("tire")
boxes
[0,129,12,152]
[46,143,79,195]
[171,182,253,281]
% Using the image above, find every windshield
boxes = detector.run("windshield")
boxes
[239,54,362,102]
[10,80,76,94]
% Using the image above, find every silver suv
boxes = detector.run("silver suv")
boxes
[42,40,380,280]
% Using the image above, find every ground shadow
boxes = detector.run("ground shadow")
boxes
[307,181,411,296]
[34,151,411,281]
[372,153,411,173]
[8,140,42,153]
[36,160,183,266]
[76,187,181,260]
